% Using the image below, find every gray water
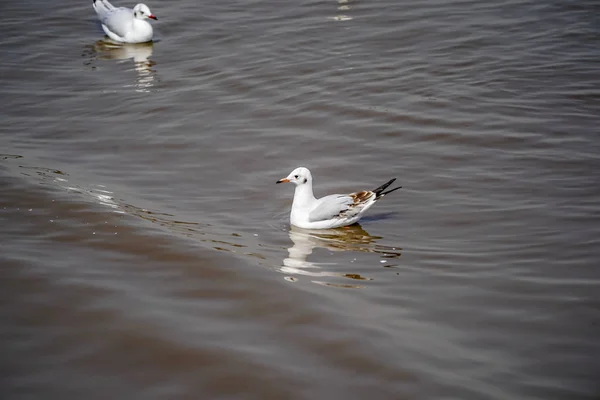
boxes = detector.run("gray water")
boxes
[1,0,599,399]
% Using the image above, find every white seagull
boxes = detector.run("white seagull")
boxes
[277,167,402,229]
[92,0,157,44]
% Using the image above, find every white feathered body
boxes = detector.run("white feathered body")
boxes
[93,0,154,43]
[278,167,402,230]
[289,184,377,229]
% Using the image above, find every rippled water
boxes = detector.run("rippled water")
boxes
[1,0,599,398]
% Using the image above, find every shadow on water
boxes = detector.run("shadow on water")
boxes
[280,225,402,288]
[82,40,157,92]
[359,211,400,223]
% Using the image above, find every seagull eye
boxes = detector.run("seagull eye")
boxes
[294,175,298,179]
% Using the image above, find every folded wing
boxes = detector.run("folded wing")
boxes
[308,191,375,222]
[104,8,135,38]
[93,0,133,39]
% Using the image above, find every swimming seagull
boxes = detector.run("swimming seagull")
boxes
[276,167,402,229]
[92,0,157,44]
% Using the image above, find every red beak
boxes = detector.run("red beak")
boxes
[148,14,157,20]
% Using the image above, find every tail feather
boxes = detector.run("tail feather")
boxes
[373,178,402,199]
[380,185,403,197]
[92,0,115,17]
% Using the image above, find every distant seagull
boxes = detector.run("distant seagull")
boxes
[276,167,402,229]
[92,0,157,44]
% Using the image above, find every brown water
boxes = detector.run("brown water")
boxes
[1,0,600,398]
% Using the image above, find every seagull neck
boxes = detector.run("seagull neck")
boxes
[293,183,315,207]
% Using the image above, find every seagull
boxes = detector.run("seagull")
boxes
[276,167,402,229]
[92,0,157,44]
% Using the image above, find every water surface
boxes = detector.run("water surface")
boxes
[1,0,599,398]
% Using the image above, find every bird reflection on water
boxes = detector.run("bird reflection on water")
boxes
[281,224,402,288]
[85,40,157,92]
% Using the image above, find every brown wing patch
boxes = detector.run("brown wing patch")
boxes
[349,190,375,205]
[337,191,375,218]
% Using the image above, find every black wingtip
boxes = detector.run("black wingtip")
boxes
[373,178,402,199]
[372,178,396,195]
[380,185,402,197]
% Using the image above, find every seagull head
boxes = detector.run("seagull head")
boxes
[277,167,312,186]
[133,4,157,20]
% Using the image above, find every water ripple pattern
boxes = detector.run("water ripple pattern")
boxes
[1,0,599,399]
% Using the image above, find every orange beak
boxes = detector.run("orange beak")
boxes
[276,178,290,184]
[148,14,157,20]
